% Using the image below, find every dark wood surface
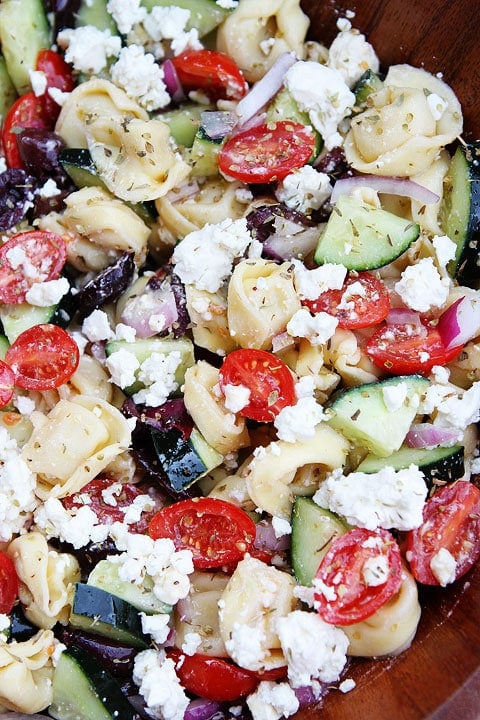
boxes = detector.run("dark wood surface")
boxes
[296,2,480,718]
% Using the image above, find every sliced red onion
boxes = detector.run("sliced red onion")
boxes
[235,52,297,126]
[254,519,290,553]
[231,110,267,134]
[184,698,222,720]
[330,175,440,205]
[405,423,461,448]
[386,308,424,329]
[437,295,480,350]
[294,682,328,707]
[120,284,178,339]
[272,331,296,354]
[162,58,186,104]
[200,110,237,139]
[263,224,319,261]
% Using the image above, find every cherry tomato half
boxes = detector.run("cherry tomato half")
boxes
[6,324,80,391]
[218,121,317,184]
[219,348,296,423]
[366,320,463,375]
[171,49,248,101]
[314,527,403,626]
[63,476,161,533]
[36,49,75,125]
[149,497,256,569]
[303,272,391,329]
[168,649,259,701]
[0,551,19,614]
[0,230,67,304]
[0,361,15,409]
[406,481,480,586]
[2,93,49,169]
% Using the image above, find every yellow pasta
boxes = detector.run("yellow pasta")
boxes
[186,285,237,356]
[324,329,382,387]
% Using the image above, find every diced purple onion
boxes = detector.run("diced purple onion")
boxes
[200,110,237,139]
[272,331,295,354]
[162,58,186,103]
[120,283,179,339]
[235,52,297,126]
[184,698,222,720]
[254,519,291,553]
[386,308,426,332]
[437,295,480,350]
[405,423,461,448]
[330,175,440,205]
[263,225,319,261]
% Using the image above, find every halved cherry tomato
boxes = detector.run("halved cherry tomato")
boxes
[303,272,391,329]
[406,481,480,586]
[219,348,296,423]
[314,527,403,626]
[168,649,259,701]
[2,93,49,169]
[149,497,256,569]
[36,49,75,125]
[63,476,160,533]
[0,361,15,408]
[0,230,67,304]
[6,324,80,391]
[366,320,463,375]
[0,551,19,614]
[171,49,248,101]
[218,121,317,184]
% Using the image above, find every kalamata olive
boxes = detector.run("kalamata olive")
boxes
[73,252,136,319]
[58,627,137,677]
[17,128,73,189]
[0,169,37,231]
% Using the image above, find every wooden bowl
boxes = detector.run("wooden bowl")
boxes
[296,1,480,718]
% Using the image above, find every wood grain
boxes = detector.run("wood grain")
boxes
[295,2,480,718]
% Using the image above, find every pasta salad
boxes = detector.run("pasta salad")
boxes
[0,0,479,719]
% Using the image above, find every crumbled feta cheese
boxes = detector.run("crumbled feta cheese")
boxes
[172,217,253,292]
[272,516,292,538]
[33,498,110,548]
[284,61,355,149]
[277,610,349,686]
[0,427,37,541]
[382,382,408,412]
[115,322,137,342]
[24,277,70,307]
[14,395,36,415]
[105,348,140,389]
[143,5,190,41]
[430,547,457,587]
[222,383,251,413]
[426,92,448,121]
[328,25,379,88]
[246,681,299,720]
[431,381,480,435]
[313,465,428,531]
[224,622,267,669]
[37,178,62,198]
[274,396,325,443]
[275,166,332,214]
[132,351,182,407]
[106,0,146,34]
[293,260,347,300]
[133,649,190,720]
[110,45,170,111]
[57,27,121,75]
[82,309,115,342]
[339,678,356,693]
[29,69,48,96]
[287,307,338,345]
[0,157,7,174]
[432,234,457,270]
[394,257,450,312]
[181,631,202,655]
[140,612,171,644]
[362,554,390,586]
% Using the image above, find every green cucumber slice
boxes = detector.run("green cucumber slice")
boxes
[88,559,172,615]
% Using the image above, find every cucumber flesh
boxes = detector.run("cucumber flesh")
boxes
[327,375,430,457]
[353,69,383,107]
[88,559,172,615]
[159,103,211,147]
[140,0,232,37]
[0,55,17,124]
[189,126,225,177]
[0,302,57,343]
[291,496,348,586]
[75,0,118,32]
[314,194,420,270]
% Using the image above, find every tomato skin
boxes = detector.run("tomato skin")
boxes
[168,649,259,701]
[2,93,49,169]
[219,348,296,423]
[406,481,480,586]
[314,527,403,626]
[0,551,18,614]
[0,361,15,409]
[149,497,256,569]
[63,476,159,532]
[303,272,391,329]
[6,324,80,391]
[0,230,67,304]
[171,49,248,101]
[218,121,317,184]
[36,49,75,125]
[366,320,463,375]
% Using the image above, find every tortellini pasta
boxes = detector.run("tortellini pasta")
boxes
[22,395,132,499]
[216,0,309,82]
[218,556,298,671]
[186,284,237,356]
[324,329,382,387]
[227,259,301,350]
[344,65,463,176]
[7,532,80,629]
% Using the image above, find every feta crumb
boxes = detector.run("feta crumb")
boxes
[275,166,332,214]
[328,25,379,88]
[110,45,170,111]
[37,178,62,198]
[394,257,450,312]
[432,234,457,270]
[106,348,140,388]
[362,554,390,586]
[287,307,338,345]
[82,309,115,342]
[25,277,70,307]
[382,382,408,412]
[293,260,347,300]
[0,427,37,541]
[222,383,251,413]
[106,0,146,34]
[181,631,202,655]
[29,69,48,96]
[140,612,171,644]
[339,678,356,693]
[272,516,292,538]
[132,351,182,407]
[133,649,190,720]
[57,27,121,75]
[274,396,325,443]
[430,547,457,586]
[247,681,299,720]
[14,395,36,415]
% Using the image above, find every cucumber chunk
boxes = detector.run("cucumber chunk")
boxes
[159,103,211,147]
[88,559,172,615]
[49,644,137,720]
[0,0,51,95]
[75,0,118,32]
[69,583,149,648]
[440,142,480,285]
[291,496,348,586]
[0,302,57,343]
[151,425,223,491]
[354,69,384,107]
[0,55,17,124]
[314,194,420,270]
[327,375,430,457]
[189,126,225,177]
[141,0,233,37]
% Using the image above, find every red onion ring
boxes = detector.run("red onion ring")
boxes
[330,175,440,205]
[235,52,297,126]
[437,295,480,350]
[162,59,186,104]
[405,423,461,448]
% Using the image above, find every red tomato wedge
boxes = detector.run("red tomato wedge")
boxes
[0,230,67,304]
[149,497,256,569]
[218,121,317,184]
[303,272,391,329]
[168,649,259,701]
[0,361,15,408]
[6,324,80,391]
[63,476,160,533]
[314,527,403,626]
[171,49,248,101]
[0,551,19,614]
[2,93,49,169]
[406,481,480,586]
[219,348,296,423]
[36,49,75,125]
[366,320,463,375]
